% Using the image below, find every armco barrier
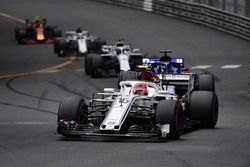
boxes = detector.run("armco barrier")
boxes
[93,0,250,40]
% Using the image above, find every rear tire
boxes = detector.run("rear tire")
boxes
[198,74,215,92]
[189,91,218,128]
[54,38,61,53]
[55,39,66,57]
[85,54,92,75]
[90,54,102,78]
[155,100,184,139]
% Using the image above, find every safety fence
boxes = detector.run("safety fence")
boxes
[94,0,250,40]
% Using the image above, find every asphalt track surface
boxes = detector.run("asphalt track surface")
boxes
[0,0,250,167]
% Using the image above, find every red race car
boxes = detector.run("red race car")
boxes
[15,16,62,44]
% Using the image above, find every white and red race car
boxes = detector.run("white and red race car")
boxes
[57,75,218,140]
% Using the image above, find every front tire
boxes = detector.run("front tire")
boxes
[155,100,184,139]
[15,28,26,44]
[58,96,86,123]
[57,96,87,137]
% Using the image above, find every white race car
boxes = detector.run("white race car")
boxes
[84,40,143,77]
[57,78,218,140]
[54,28,106,57]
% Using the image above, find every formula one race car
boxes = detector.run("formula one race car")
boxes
[118,50,185,86]
[54,28,106,57]
[15,16,62,44]
[84,40,143,78]
[57,77,218,139]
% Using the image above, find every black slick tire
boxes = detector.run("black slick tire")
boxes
[15,28,26,44]
[198,74,215,92]
[57,96,87,137]
[55,39,66,57]
[57,96,85,123]
[85,54,92,75]
[189,91,219,128]
[155,100,184,139]
[90,54,102,78]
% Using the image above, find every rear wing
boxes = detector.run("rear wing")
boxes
[142,58,184,68]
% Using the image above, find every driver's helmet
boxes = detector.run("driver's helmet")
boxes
[133,85,148,95]
[34,16,41,21]
[123,47,130,54]
[76,27,82,33]
[102,46,110,53]
[34,16,41,23]
[33,16,42,27]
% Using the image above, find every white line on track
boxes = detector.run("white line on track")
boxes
[221,64,241,69]
[190,65,213,69]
